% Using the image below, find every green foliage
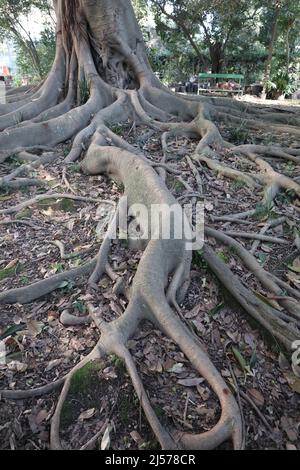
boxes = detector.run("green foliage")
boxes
[284,161,296,176]
[110,123,128,136]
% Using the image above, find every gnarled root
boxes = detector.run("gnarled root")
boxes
[1,0,300,451]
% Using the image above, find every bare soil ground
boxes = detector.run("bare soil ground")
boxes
[0,119,299,450]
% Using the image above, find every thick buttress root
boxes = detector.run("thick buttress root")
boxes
[1,0,300,451]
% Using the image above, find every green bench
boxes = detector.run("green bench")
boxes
[198,73,244,96]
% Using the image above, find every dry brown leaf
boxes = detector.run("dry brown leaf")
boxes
[281,416,298,442]
[178,377,205,387]
[45,359,63,372]
[79,408,96,422]
[247,388,265,407]
[101,424,112,450]
[4,259,19,270]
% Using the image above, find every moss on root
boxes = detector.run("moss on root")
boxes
[37,198,76,213]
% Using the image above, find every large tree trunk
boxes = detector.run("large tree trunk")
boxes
[262,5,281,98]
[0,0,299,452]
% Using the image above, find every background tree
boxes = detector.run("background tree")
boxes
[0,0,55,80]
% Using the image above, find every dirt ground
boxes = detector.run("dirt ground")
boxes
[0,116,300,450]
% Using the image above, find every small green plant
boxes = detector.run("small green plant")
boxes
[20,185,34,195]
[274,191,295,207]
[111,354,126,370]
[20,276,29,285]
[7,155,22,167]
[261,133,275,146]
[257,252,267,265]
[266,71,297,99]
[58,279,75,291]
[63,145,72,158]
[208,302,224,317]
